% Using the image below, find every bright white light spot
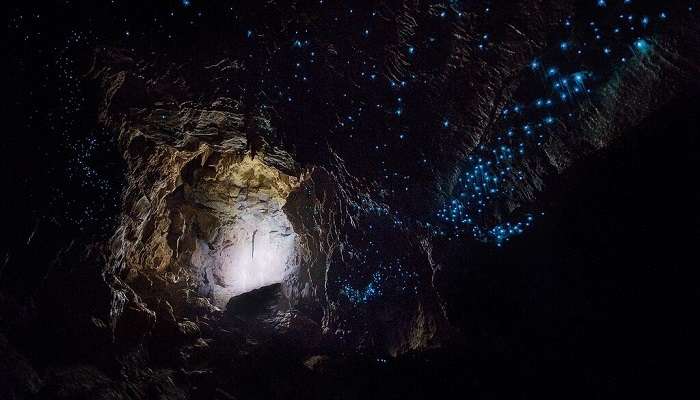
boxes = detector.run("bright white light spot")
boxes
[218,210,296,298]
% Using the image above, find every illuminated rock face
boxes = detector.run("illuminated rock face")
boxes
[188,156,299,306]
[93,85,306,318]
[198,208,296,304]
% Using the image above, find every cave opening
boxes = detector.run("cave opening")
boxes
[187,153,301,307]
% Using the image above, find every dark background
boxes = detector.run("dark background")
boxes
[4,1,699,397]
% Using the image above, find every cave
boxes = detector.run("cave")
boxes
[4,1,700,399]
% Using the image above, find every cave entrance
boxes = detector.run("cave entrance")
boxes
[189,154,300,307]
